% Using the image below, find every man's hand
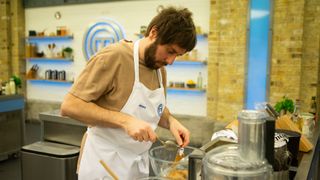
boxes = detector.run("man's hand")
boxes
[123,116,157,143]
[169,116,190,147]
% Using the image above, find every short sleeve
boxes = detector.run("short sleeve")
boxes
[70,47,119,102]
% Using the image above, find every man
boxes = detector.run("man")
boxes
[60,6,197,180]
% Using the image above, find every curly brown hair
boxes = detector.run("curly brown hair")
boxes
[145,6,197,52]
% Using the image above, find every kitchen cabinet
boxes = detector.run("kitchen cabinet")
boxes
[0,95,25,161]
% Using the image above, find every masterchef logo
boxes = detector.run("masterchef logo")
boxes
[83,18,126,60]
[157,104,163,117]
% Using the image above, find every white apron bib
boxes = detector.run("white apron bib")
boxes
[78,40,166,180]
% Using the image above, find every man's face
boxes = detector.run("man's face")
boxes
[144,40,186,69]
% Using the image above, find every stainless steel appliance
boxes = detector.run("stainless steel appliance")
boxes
[21,110,86,180]
[0,95,25,161]
[187,110,275,180]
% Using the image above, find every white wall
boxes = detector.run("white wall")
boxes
[25,0,210,115]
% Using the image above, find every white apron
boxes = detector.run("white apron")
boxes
[78,40,166,180]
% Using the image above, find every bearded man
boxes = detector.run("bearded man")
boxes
[61,6,196,180]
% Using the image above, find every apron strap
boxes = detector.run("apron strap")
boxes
[133,40,140,83]
[157,69,163,88]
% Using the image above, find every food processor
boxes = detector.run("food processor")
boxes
[149,110,275,179]
[201,110,273,179]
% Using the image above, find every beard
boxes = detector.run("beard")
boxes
[144,41,165,69]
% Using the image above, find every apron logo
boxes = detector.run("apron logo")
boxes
[157,104,163,116]
[83,18,126,60]
[139,104,146,109]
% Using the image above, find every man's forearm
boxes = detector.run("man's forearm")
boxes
[60,93,129,128]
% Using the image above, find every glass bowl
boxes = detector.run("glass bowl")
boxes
[149,145,204,179]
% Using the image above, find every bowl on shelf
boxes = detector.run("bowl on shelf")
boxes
[186,83,196,88]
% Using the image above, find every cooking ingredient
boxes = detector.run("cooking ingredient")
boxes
[174,148,184,162]
[186,80,195,85]
[157,136,179,149]
[167,169,187,179]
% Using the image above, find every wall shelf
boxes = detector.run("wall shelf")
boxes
[135,33,207,39]
[26,35,73,41]
[167,87,206,93]
[174,60,207,65]
[26,57,73,62]
[27,79,73,84]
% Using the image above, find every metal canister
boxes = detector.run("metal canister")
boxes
[51,70,58,80]
[45,70,52,79]
[58,70,66,81]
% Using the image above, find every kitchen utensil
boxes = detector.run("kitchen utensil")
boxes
[99,160,119,180]
[273,133,291,171]
[202,144,272,180]
[276,129,300,166]
[276,115,313,152]
[149,145,204,179]
[156,136,178,149]
[156,136,185,162]
[266,103,279,119]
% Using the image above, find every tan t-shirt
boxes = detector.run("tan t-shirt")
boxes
[70,40,167,112]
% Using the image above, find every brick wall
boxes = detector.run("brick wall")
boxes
[269,0,305,106]
[300,0,320,112]
[0,0,25,89]
[0,0,11,80]
[208,0,320,121]
[207,0,248,121]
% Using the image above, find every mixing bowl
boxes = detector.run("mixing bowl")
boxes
[149,145,204,179]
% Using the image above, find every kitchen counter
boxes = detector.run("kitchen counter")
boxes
[0,94,24,113]
[39,109,86,147]
[40,110,221,148]
[39,109,86,127]
[295,122,320,179]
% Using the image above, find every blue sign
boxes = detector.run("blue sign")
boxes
[246,0,271,109]
[83,18,126,60]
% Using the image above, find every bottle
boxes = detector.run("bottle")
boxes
[310,96,317,121]
[4,82,10,95]
[197,72,203,89]
[292,99,302,131]
[9,78,16,95]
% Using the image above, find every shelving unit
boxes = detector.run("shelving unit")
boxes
[26,57,73,62]
[167,87,206,92]
[174,60,207,65]
[25,34,74,101]
[26,35,73,41]
[135,33,207,39]
[27,79,73,84]
[165,32,208,116]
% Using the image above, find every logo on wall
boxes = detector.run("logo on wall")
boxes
[83,18,126,60]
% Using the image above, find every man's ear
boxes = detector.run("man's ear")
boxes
[149,27,158,40]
